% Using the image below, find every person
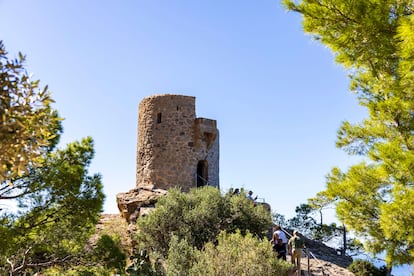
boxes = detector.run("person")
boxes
[233,188,240,195]
[271,225,287,260]
[272,238,286,260]
[288,230,305,276]
[246,190,257,201]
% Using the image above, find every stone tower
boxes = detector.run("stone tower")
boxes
[136,94,219,191]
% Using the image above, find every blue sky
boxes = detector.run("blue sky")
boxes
[0,1,366,219]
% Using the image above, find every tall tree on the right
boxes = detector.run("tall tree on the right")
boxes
[283,0,414,273]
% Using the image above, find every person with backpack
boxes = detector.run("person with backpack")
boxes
[288,230,305,276]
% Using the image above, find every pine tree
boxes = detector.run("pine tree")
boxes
[0,42,104,274]
[283,0,414,272]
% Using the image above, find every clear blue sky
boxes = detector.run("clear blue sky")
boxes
[0,1,366,219]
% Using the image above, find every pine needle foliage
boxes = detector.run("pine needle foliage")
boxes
[283,0,414,270]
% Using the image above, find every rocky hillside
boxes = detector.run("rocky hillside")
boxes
[295,257,354,276]
[300,234,354,272]
[281,230,354,276]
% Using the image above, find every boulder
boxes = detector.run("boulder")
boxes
[116,185,168,223]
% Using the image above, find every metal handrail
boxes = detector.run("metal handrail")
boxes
[279,227,339,276]
[196,173,209,186]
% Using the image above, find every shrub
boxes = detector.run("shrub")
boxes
[348,259,386,276]
[167,235,196,276]
[126,249,164,276]
[188,230,293,276]
[42,266,115,276]
[136,187,272,257]
[92,234,126,272]
[41,234,127,275]
[227,192,273,236]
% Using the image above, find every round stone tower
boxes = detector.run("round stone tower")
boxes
[136,94,219,191]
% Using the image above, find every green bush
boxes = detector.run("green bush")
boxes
[348,259,386,276]
[43,266,115,276]
[188,230,293,276]
[227,192,272,236]
[126,249,164,276]
[167,235,196,276]
[41,234,127,275]
[136,187,272,257]
[92,234,126,271]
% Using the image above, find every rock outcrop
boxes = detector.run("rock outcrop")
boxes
[116,185,168,223]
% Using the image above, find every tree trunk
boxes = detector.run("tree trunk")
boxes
[342,224,346,256]
[385,266,392,276]
[319,209,323,226]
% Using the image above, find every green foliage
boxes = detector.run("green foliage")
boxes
[227,191,272,236]
[0,137,105,274]
[276,201,364,256]
[43,265,115,276]
[348,259,387,276]
[284,0,414,268]
[380,186,414,263]
[0,41,104,273]
[282,203,340,243]
[44,233,128,276]
[312,223,340,243]
[126,250,162,276]
[0,40,61,181]
[286,203,317,237]
[167,235,195,276]
[136,187,272,257]
[92,234,126,272]
[188,230,293,276]
[272,212,287,228]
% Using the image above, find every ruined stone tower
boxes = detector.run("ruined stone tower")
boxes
[136,94,219,191]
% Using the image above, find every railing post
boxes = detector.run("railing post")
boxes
[306,248,310,276]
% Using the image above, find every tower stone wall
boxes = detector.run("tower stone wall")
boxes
[136,94,219,191]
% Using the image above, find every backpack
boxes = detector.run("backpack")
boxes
[293,236,304,249]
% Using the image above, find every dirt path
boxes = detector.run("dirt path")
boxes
[287,255,354,276]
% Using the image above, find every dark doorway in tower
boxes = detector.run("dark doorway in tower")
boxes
[197,160,208,187]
